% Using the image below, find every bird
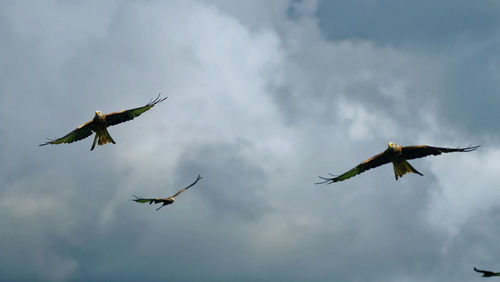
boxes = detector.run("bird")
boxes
[133,175,202,210]
[474,267,500,277]
[316,142,480,184]
[39,94,167,150]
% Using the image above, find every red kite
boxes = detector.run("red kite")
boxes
[133,175,202,210]
[316,142,480,184]
[40,95,167,150]
[474,267,500,277]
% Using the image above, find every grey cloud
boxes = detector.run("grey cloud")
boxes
[175,142,273,221]
[314,0,500,139]
[316,0,500,48]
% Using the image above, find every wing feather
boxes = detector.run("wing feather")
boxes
[402,145,480,160]
[39,120,95,146]
[104,94,167,127]
[316,150,392,184]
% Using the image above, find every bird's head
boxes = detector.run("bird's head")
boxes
[95,111,103,117]
[388,142,399,150]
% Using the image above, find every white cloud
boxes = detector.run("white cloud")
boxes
[425,147,500,236]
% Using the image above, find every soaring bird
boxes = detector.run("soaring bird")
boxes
[133,175,202,210]
[316,142,480,184]
[39,94,167,150]
[474,267,500,277]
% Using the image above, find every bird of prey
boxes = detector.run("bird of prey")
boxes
[39,94,167,150]
[133,175,202,210]
[474,267,500,277]
[316,142,480,184]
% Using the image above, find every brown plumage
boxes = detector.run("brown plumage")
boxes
[39,94,167,150]
[133,175,202,210]
[316,142,480,184]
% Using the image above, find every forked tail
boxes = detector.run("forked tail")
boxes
[393,159,423,180]
[91,128,116,150]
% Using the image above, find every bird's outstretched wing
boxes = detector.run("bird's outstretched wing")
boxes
[132,195,155,204]
[171,174,202,198]
[474,267,500,276]
[104,94,167,127]
[316,150,392,184]
[401,145,480,160]
[39,120,95,146]
[474,267,488,274]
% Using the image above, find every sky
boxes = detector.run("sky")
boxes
[1,0,500,281]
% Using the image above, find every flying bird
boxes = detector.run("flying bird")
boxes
[133,175,202,210]
[316,142,480,184]
[39,94,167,150]
[474,267,500,277]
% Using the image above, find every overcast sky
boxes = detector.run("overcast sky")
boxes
[1,0,500,281]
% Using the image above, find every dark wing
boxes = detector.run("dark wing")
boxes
[401,145,480,160]
[474,267,487,274]
[171,175,202,198]
[316,150,393,184]
[39,120,95,146]
[474,267,493,275]
[104,94,167,127]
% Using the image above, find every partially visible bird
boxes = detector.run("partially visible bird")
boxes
[474,267,500,277]
[133,175,202,210]
[39,94,167,150]
[316,142,480,184]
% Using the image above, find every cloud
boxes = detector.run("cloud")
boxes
[316,0,500,139]
[425,147,500,236]
[316,0,500,48]
[175,142,273,221]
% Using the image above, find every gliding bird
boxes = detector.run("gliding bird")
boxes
[316,142,480,184]
[133,175,202,210]
[39,94,167,150]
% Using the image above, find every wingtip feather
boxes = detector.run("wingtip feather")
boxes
[149,93,168,107]
[463,145,481,152]
[39,137,58,146]
[315,175,338,185]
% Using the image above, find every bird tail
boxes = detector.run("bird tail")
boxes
[393,159,423,180]
[95,128,116,148]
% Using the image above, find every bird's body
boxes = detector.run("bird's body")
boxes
[474,267,500,277]
[386,142,423,179]
[40,95,167,150]
[316,142,480,184]
[90,111,116,150]
[133,175,202,210]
